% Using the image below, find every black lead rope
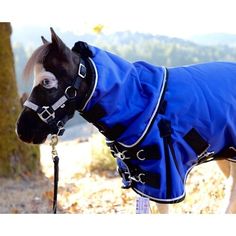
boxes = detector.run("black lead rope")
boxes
[53,155,59,213]
[50,135,59,214]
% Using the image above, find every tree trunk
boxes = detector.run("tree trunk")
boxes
[0,22,41,177]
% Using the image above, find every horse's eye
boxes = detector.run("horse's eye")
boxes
[42,79,50,86]
[39,75,58,89]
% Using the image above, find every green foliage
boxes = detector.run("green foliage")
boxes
[0,23,40,177]
[89,134,116,173]
[92,32,236,67]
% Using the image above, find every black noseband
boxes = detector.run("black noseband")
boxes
[23,59,87,136]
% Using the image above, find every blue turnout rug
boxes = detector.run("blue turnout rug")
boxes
[73,42,236,203]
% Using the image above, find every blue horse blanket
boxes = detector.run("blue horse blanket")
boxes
[77,43,236,203]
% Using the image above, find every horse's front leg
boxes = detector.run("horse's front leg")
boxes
[156,203,169,214]
[225,162,236,213]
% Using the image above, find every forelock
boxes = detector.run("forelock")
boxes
[23,43,50,80]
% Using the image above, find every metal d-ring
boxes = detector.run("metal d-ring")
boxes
[65,86,77,99]
[136,149,145,161]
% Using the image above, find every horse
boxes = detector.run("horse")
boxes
[16,28,236,213]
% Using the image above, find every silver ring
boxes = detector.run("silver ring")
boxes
[65,86,77,99]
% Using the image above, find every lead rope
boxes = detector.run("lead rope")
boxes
[50,134,59,214]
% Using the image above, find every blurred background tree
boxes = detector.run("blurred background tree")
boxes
[0,22,41,177]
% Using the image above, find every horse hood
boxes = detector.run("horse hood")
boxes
[80,45,167,146]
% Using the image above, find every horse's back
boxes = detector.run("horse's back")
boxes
[169,61,236,83]
[165,61,236,155]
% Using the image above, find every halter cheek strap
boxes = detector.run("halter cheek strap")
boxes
[23,59,87,136]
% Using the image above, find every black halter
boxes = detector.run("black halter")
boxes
[23,58,87,136]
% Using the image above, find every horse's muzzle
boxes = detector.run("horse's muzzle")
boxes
[16,108,49,144]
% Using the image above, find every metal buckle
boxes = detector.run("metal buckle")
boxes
[138,173,146,184]
[198,150,215,160]
[57,121,65,136]
[38,106,55,123]
[198,146,215,164]
[114,150,131,160]
[131,173,146,184]
[118,168,132,188]
[78,63,86,79]
[230,146,236,152]
[122,171,131,182]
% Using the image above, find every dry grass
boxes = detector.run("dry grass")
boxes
[0,135,229,214]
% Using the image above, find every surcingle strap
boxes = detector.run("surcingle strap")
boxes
[183,128,236,163]
[158,119,184,198]
[158,119,174,198]
[117,160,161,189]
[110,143,161,189]
[183,128,209,156]
[214,147,236,162]
[129,167,160,189]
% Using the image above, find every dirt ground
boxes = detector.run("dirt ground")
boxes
[0,139,230,214]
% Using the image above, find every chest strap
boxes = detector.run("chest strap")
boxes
[117,158,160,189]
[214,147,236,162]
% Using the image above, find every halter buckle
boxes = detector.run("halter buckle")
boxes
[78,62,86,79]
[38,106,55,123]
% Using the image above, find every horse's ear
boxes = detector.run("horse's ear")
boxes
[41,36,49,44]
[50,27,65,49]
